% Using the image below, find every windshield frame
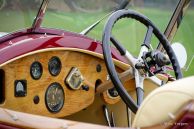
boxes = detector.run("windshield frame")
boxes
[31,0,50,31]
[157,0,191,50]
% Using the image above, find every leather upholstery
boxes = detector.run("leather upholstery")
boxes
[132,76,194,127]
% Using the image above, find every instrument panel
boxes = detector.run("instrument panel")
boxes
[0,49,112,117]
[45,82,64,113]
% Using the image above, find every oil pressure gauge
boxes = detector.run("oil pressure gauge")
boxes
[30,61,43,80]
[45,82,64,113]
[48,56,61,76]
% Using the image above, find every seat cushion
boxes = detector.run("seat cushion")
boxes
[132,76,194,127]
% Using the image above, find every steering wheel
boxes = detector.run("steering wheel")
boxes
[102,9,183,113]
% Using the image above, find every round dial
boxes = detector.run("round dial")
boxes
[107,87,119,98]
[48,56,61,76]
[30,61,43,80]
[45,83,64,113]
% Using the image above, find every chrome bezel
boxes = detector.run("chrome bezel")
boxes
[66,67,84,90]
[48,56,62,76]
[30,61,43,80]
[45,82,64,113]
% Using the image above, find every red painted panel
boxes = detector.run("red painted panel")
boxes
[0,30,127,65]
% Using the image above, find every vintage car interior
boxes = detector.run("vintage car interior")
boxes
[0,0,193,129]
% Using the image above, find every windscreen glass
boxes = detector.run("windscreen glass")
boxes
[0,0,42,36]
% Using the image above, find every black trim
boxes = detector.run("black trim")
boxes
[0,69,5,104]
[136,87,144,106]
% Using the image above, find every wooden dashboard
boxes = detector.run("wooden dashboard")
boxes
[0,48,133,117]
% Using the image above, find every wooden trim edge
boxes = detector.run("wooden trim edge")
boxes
[0,47,130,70]
[0,107,110,129]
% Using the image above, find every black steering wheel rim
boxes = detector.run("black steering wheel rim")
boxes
[102,9,183,113]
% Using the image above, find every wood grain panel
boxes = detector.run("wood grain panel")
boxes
[0,48,159,117]
[102,75,168,105]
[0,50,112,117]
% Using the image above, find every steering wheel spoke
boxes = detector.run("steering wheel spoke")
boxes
[137,26,153,60]
[142,25,153,49]
[110,36,126,56]
[138,45,149,60]
[110,36,137,67]
[147,75,163,86]
[125,51,137,68]
[134,70,144,106]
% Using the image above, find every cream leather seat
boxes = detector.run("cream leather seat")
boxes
[132,76,194,128]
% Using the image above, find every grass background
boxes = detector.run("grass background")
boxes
[0,7,193,77]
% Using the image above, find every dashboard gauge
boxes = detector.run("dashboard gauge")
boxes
[107,87,119,98]
[48,56,61,76]
[45,82,64,113]
[66,67,84,90]
[30,61,43,80]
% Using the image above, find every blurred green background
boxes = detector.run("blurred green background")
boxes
[0,0,193,77]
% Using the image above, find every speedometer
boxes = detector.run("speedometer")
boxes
[45,82,64,113]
